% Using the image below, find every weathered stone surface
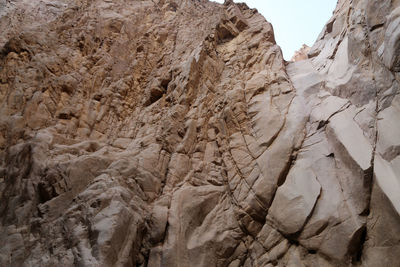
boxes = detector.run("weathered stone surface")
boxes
[327,107,373,172]
[268,165,321,235]
[0,0,400,266]
[291,44,311,62]
[383,7,400,71]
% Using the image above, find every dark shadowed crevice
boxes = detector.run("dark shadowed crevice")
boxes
[370,23,384,32]
[350,226,367,263]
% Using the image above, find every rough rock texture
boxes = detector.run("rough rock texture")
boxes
[0,0,400,266]
[290,44,310,62]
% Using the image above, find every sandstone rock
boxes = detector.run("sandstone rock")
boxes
[291,44,311,62]
[0,0,400,266]
[268,165,321,235]
[383,7,400,71]
[327,107,373,172]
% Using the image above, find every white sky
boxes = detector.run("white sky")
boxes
[213,0,337,60]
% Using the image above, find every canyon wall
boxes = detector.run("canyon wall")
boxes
[0,0,399,266]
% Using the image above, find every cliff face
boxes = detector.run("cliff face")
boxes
[0,0,399,266]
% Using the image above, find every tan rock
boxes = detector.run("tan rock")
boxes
[1,0,400,266]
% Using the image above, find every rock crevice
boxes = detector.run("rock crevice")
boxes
[0,0,400,266]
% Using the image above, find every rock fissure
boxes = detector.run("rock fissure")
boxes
[1,0,400,266]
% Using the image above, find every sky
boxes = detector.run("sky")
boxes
[213,0,337,60]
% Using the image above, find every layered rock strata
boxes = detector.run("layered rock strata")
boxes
[0,0,399,266]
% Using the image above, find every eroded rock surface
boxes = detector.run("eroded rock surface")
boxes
[0,0,399,266]
[290,44,310,62]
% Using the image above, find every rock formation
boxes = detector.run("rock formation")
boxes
[290,44,310,62]
[0,0,399,266]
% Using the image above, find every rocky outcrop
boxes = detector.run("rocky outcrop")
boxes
[290,44,310,62]
[0,0,399,266]
[297,0,400,265]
